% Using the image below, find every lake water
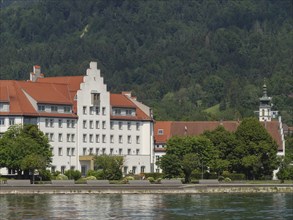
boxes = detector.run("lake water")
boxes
[0,193,292,219]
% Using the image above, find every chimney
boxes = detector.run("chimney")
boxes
[30,65,44,82]
[122,91,132,98]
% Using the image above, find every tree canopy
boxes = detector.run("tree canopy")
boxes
[161,118,279,181]
[0,124,52,178]
[0,0,292,124]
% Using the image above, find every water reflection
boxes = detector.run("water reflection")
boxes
[0,193,292,220]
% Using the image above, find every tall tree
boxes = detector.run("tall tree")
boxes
[0,124,52,179]
[235,117,279,179]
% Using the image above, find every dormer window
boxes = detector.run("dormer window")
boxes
[158,129,164,135]
[38,105,45,112]
[51,105,58,112]
[64,106,71,113]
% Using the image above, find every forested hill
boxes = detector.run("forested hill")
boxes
[0,0,292,124]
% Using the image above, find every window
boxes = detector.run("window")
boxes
[0,118,4,126]
[110,148,113,155]
[50,147,53,154]
[64,106,70,113]
[89,134,93,143]
[89,106,94,115]
[102,121,106,129]
[110,121,114,130]
[124,166,128,174]
[58,133,63,142]
[119,148,122,155]
[83,120,87,129]
[136,136,140,144]
[102,107,106,115]
[127,149,131,155]
[96,121,100,129]
[58,147,63,156]
[127,122,131,130]
[90,120,93,129]
[102,135,106,143]
[83,148,87,155]
[71,148,75,156]
[51,166,56,173]
[89,148,93,155]
[71,120,75,128]
[119,135,123,143]
[58,119,63,128]
[67,120,71,128]
[158,129,164,135]
[50,119,54,127]
[38,105,45,111]
[91,93,100,106]
[83,134,87,143]
[141,166,145,173]
[132,166,136,174]
[119,121,123,130]
[51,105,58,112]
[136,149,140,155]
[71,134,75,142]
[127,135,131,144]
[95,148,99,155]
[136,122,140,131]
[110,135,114,143]
[9,118,15,126]
[126,109,133,115]
[96,134,100,143]
[114,109,121,115]
[45,119,49,127]
[102,148,106,155]
[67,148,71,156]
[95,106,100,115]
[83,106,87,115]
[49,133,54,142]
[61,166,66,174]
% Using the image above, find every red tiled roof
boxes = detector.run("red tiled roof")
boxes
[110,94,152,121]
[154,121,283,151]
[1,75,152,121]
[0,85,9,102]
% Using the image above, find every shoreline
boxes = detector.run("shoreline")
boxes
[1,184,292,194]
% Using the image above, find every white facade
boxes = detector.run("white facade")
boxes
[0,62,154,176]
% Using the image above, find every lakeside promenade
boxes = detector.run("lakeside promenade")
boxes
[1,183,292,194]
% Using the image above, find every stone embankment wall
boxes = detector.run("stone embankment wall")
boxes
[0,184,292,194]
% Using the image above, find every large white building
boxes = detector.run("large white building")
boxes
[0,62,154,176]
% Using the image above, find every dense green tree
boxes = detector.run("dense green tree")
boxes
[161,135,217,182]
[235,118,279,179]
[94,155,124,180]
[0,124,52,179]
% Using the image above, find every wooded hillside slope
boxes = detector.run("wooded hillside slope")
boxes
[0,0,292,124]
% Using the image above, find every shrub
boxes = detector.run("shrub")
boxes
[222,172,245,180]
[218,176,225,182]
[64,170,81,180]
[85,176,97,180]
[144,173,164,180]
[55,174,68,180]
[190,179,199,184]
[147,177,155,183]
[125,176,135,181]
[39,169,52,181]
[155,178,162,184]
[224,177,232,182]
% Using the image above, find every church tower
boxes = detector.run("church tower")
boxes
[258,83,277,121]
